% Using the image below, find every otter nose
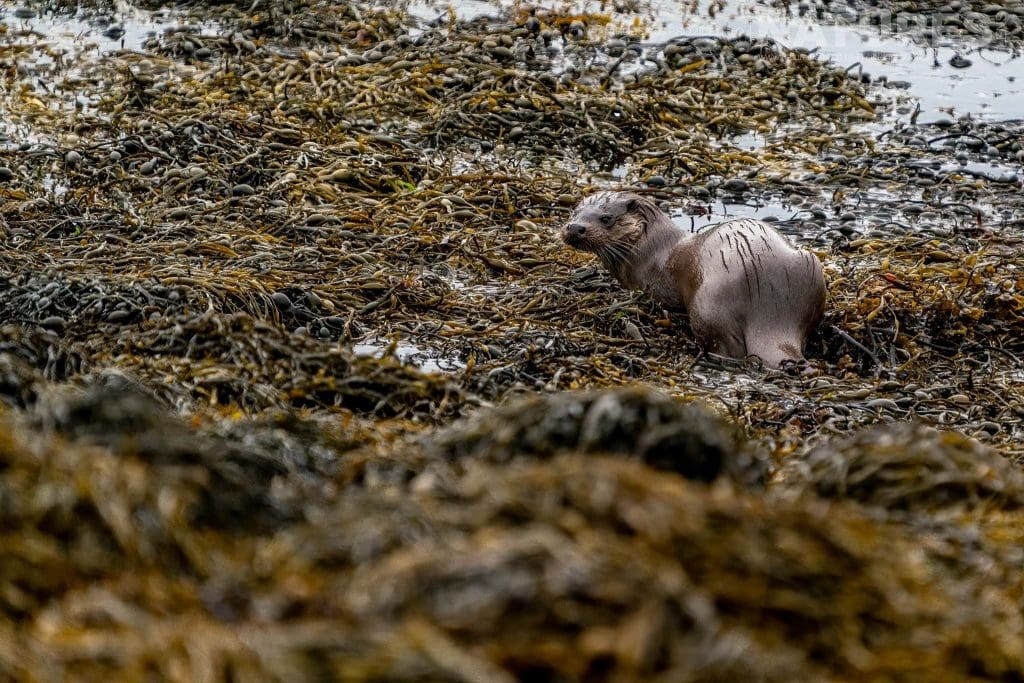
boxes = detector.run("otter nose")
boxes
[565,223,587,239]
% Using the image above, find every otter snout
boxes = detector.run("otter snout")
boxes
[562,222,588,247]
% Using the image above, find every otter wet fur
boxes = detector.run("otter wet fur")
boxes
[562,191,826,368]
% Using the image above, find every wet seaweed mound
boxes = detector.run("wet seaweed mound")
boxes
[780,422,1024,512]
[430,385,765,485]
[2,391,1024,681]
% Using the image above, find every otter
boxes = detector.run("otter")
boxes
[561,191,826,368]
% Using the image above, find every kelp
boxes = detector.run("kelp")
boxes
[0,0,1023,680]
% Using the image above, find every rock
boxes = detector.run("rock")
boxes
[721,178,750,193]
[271,292,293,310]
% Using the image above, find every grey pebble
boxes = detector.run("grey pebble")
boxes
[40,316,67,331]
[722,178,749,193]
[271,292,293,310]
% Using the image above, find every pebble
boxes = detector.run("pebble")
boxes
[838,387,873,399]
[107,310,131,323]
[65,150,82,166]
[231,183,256,196]
[271,292,293,310]
[949,55,972,69]
[40,316,67,331]
[977,421,1000,435]
[721,178,749,193]
[0,167,14,181]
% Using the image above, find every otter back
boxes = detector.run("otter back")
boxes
[669,218,826,368]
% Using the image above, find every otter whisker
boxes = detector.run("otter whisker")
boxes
[599,242,634,266]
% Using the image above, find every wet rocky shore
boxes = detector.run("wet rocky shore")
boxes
[1,0,1023,680]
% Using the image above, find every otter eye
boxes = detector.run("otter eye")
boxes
[599,214,614,226]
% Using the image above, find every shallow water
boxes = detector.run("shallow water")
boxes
[1,1,169,53]
[352,337,466,373]
[671,198,803,231]
[409,0,1024,122]
[646,0,1024,122]
[7,0,1022,123]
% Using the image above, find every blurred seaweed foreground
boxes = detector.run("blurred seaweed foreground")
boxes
[2,0,1024,680]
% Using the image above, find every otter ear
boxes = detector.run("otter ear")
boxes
[626,198,639,212]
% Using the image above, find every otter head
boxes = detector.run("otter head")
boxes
[561,192,656,268]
